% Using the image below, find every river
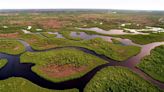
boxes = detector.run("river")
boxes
[0,36,164,92]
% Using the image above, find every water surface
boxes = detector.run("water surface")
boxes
[0,38,164,92]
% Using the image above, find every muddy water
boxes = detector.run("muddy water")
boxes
[78,27,148,35]
[0,38,164,91]
[121,42,164,67]
[118,42,164,89]
[70,32,140,46]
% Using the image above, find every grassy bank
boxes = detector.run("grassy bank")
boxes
[84,66,162,92]
[21,34,140,61]
[0,77,78,92]
[0,59,7,69]
[20,34,58,50]
[41,32,57,38]
[138,45,164,82]
[114,33,164,45]
[59,31,83,41]
[80,38,141,61]
[20,48,107,82]
[0,38,25,55]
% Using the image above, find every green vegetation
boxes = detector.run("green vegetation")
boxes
[59,31,83,41]
[80,38,141,61]
[111,38,122,45]
[0,77,78,92]
[20,34,58,50]
[0,59,7,69]
[1,11,164,45]
[0,38,25,55]
[138,45,164,82]
[0,10,164,92]
[115,33,164,44]
[84,66,162,92]
[41,32,57,38]
[21,34,140,61]
[0,26,22,34]
[20,48,107,82]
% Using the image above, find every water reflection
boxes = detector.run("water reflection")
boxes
[0,35,163,91]
[70,31,140,46]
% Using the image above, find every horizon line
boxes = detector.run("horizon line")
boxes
[0,8,164,11]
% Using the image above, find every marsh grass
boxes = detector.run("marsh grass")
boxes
[0,77,79,92]
[84,66,162,92]
[114,33,164,45]
[21,34,140,61]
[0,59,7,69]
[20,48,107,82]
[59,31,83,41]
[0,38,25,55]
[41,32,57,38]
[138,45,164,82]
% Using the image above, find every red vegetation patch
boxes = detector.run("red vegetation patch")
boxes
[0,32,19,38]
[38,19,63,29]
[40,64,87,78]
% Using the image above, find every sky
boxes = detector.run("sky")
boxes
[0,0,164,10]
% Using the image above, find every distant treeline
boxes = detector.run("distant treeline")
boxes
[0,9,164,15]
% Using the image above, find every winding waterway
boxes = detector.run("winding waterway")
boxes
[0,36,164,92]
